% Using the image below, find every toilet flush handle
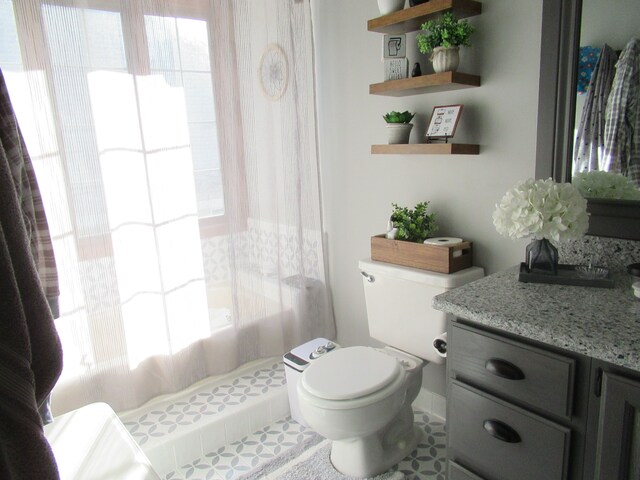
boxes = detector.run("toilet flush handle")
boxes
[360,271,375,283]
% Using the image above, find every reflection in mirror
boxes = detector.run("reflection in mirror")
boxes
[572,0,640,200]
[536,0,640,240]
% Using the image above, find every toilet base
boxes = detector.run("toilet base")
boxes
[329,407,422,478]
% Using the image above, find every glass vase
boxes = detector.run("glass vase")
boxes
[526,238,558,275]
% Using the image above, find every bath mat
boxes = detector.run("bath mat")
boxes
[237,438,404,480]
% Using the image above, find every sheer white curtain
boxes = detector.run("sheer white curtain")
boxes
[0,0,334,414]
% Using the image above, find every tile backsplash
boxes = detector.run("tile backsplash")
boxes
[558,235,640,271]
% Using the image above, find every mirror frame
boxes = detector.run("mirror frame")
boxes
[535,0,640,240]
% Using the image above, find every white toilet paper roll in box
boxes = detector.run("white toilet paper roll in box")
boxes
[423,237,463,246]
[424,238,464,257]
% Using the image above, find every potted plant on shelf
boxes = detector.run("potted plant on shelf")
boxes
[371,202,473,273]
[416,12,475,73]
[383,110,415,144]
[377,0,405,16]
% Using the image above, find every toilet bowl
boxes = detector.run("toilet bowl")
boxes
[295,260,484,478]
[297,345,424,478]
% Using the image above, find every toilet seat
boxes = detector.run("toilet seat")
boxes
[301,346,401,401]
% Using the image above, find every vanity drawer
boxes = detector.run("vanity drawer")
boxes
[448,380,571,480]
[449,323,575,418]
[449,461,487,480]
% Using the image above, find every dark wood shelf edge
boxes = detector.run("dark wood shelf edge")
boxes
[369,71,481,96]
[368,0,482,34]
[371,144,480,155]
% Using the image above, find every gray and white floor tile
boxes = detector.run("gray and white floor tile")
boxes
[164,411,446,480]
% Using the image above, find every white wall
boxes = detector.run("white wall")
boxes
[312,0,544,401]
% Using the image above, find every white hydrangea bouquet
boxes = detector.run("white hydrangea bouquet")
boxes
[493,178,589,274]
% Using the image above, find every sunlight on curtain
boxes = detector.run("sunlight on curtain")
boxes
[0,0,334,414]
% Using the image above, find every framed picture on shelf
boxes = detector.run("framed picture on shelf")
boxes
[384,58,409,81]
[426,104,463,139]
[383,34,406,59]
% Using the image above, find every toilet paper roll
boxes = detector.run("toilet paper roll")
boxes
[423,237,463,246]
[432,332,447,358]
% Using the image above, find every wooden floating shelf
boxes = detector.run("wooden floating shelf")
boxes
[368,0,482,34]
[371,143,480,155]
[370,71,480,96]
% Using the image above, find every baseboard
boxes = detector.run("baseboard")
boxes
[414,388,446,421]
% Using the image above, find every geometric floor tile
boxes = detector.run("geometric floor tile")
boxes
[121,362,286,447]
[163,410,447,480]
[394,411,447,480]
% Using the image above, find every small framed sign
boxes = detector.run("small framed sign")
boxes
[384,58,409,81]
[426,104,463,139]
[383,34,406,59]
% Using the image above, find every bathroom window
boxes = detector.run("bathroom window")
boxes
[3,0,232,245]
[1,0,237,381]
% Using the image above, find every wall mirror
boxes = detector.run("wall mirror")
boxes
[535,0,640,240]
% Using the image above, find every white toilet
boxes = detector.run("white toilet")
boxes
[297,259,484,478]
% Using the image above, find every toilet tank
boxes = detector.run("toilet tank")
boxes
[359,259,484,364]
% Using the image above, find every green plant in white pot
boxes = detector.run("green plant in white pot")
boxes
[383,110,415,144]
[417,12,474,73]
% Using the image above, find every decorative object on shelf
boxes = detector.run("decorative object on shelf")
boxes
[374,202,472,272]
[409,0,430,6]
[373,202,473,273]
[384,58,409,81]
[383,34,406,58]
[383,110,415,144]
[411,62,422,77]
[259,44,288,101]
[493,178,589,277]
[372,234,473,273]
[417,12,474,73]
[426,104,463,142]
[572,170,640,201]
[377,0,405,16]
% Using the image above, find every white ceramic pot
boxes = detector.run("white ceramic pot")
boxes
[387,123,413,144]
[430,46,460,73]
[377,0,405,15]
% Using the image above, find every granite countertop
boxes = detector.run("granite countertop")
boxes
[433,267,640,372]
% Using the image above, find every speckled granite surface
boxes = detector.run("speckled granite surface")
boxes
[433,267,640,372]
[558,236,640,272]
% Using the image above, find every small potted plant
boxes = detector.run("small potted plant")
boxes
[389,201,438,242]
[371,201,473,273]
[416,12,475,73]
[383,110,415,144]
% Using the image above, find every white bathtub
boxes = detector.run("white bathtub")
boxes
[45,402,161,479]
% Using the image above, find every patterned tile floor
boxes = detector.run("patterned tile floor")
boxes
[164,410,446,480]
[122,361,287,447]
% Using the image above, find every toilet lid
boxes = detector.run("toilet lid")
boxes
[301,346,401,401]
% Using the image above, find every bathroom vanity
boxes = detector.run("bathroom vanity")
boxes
[433,267,640,480]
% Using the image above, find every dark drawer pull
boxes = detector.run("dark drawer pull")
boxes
[485,358,525,380]
[483,419,522,443]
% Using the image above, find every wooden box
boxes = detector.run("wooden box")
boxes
[370,234,473,273]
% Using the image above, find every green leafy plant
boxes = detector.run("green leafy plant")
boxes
[383,110,415,124]
[417,12,475,54]
[390,201,438,243]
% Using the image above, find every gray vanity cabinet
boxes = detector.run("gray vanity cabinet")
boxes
[447,320,640,480]
[590,368,640,479]
[446,320,591,480]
